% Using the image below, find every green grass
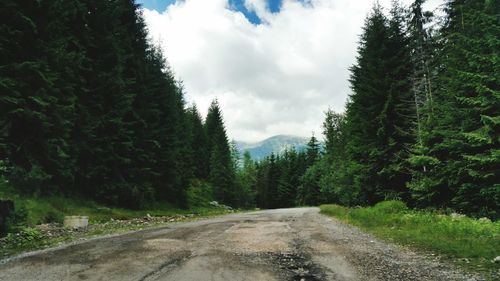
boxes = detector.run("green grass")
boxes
[320,201,500,280]
[0,189,230,225]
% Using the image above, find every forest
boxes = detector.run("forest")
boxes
[246,0,499,219]
[0,0,498,219]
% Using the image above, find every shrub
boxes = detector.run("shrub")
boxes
[187,180,214,208]
[4,227,43,248]
[372,200,408,214]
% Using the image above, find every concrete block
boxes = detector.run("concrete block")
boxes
[63,216,88,228]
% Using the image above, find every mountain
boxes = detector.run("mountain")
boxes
[235,135,310,160]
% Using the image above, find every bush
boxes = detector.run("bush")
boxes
[372,200,408,214]
[187,180,214,208]
[43,211,61,224]
[4,227,43,249]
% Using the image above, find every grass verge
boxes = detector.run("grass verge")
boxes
[320,201,500,280]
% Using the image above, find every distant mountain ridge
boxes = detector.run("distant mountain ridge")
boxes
[235,135,309,160]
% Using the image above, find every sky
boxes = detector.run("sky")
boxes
[136,0,444,142]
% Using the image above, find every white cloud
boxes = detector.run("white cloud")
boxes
[142,0,443,142]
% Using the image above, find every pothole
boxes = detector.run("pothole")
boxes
[272,252,326,281]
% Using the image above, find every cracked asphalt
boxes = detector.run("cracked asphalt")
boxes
[0,208,481,281]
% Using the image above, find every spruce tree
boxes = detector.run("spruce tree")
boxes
[346,3,415,204]
[185,105,209,179]
[409,0,499,218]
[205,100,235,205]
[276,149,298,207]
[375,2,415,201]
[0,0,82,194]
[346,5,392,204]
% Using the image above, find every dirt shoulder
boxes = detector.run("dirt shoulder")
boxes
[0,210,234,260]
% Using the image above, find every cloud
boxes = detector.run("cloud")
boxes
[142,0,443,142]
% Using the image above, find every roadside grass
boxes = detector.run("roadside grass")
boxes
[320,201,500,279]
[0,186,238,258]
[0,187,229,226]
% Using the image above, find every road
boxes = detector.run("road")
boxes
[0,208,480,281]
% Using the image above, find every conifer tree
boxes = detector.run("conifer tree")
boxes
[236,150,257,208]
[276,149,298,207]
[409,0,499,218]
[306,135,320,166]
[345,3,416,204]
[205,100,235,205]
[186,105,209,179]
[0,0,199,209]
[346,5,392,204]
[0,0,82,194]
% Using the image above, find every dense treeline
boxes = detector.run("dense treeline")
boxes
[240,0,499,219]
[0,0,236,209]
[235,136,320,209]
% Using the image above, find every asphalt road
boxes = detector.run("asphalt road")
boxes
[0,208,481,281]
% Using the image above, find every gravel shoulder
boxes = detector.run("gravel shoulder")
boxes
[0,208,485,281]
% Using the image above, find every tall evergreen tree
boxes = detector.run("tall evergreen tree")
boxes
[0,0,199,209]
[185,104,209,179]
[375,2,415,201]
[320,110,355,205]
[0,0,83,194]
[205,100,235,205]
[346,3,415,204]
[235,150,257,208]
[306,135,320,166]
[276,149,298,207]
[409,0,500,218]
[346,5,392,204]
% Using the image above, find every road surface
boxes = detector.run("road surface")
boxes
[0,208,481,281]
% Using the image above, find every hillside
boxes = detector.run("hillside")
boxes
[235,135,310,160]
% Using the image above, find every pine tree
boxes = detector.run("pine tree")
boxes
[236,150,257,208]
[266,153,281,208]
[0,0,83,194]
[320,110,354,205]
[0,0,196,209]
[205,100,235,205]
[306,135,320,166]
[276,149,298,207]
[346,5,392,204]
[345,3,416,204]
[185,104,209,179]
[409,0,500,218]
[375,2,415,201]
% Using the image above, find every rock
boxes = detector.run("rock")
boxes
[0,200,14,235]
[478,217,491,223]
[450,213,465,219]
[493,256,500,263]
[63,216,88,229]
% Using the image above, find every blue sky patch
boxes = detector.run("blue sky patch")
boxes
[228,0,262,24]
[136,0,286,25]
[136,0,177,12]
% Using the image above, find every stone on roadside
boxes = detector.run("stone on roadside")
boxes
[478,217,491,223]
[450,213,465,220]
[63,216,88,229]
